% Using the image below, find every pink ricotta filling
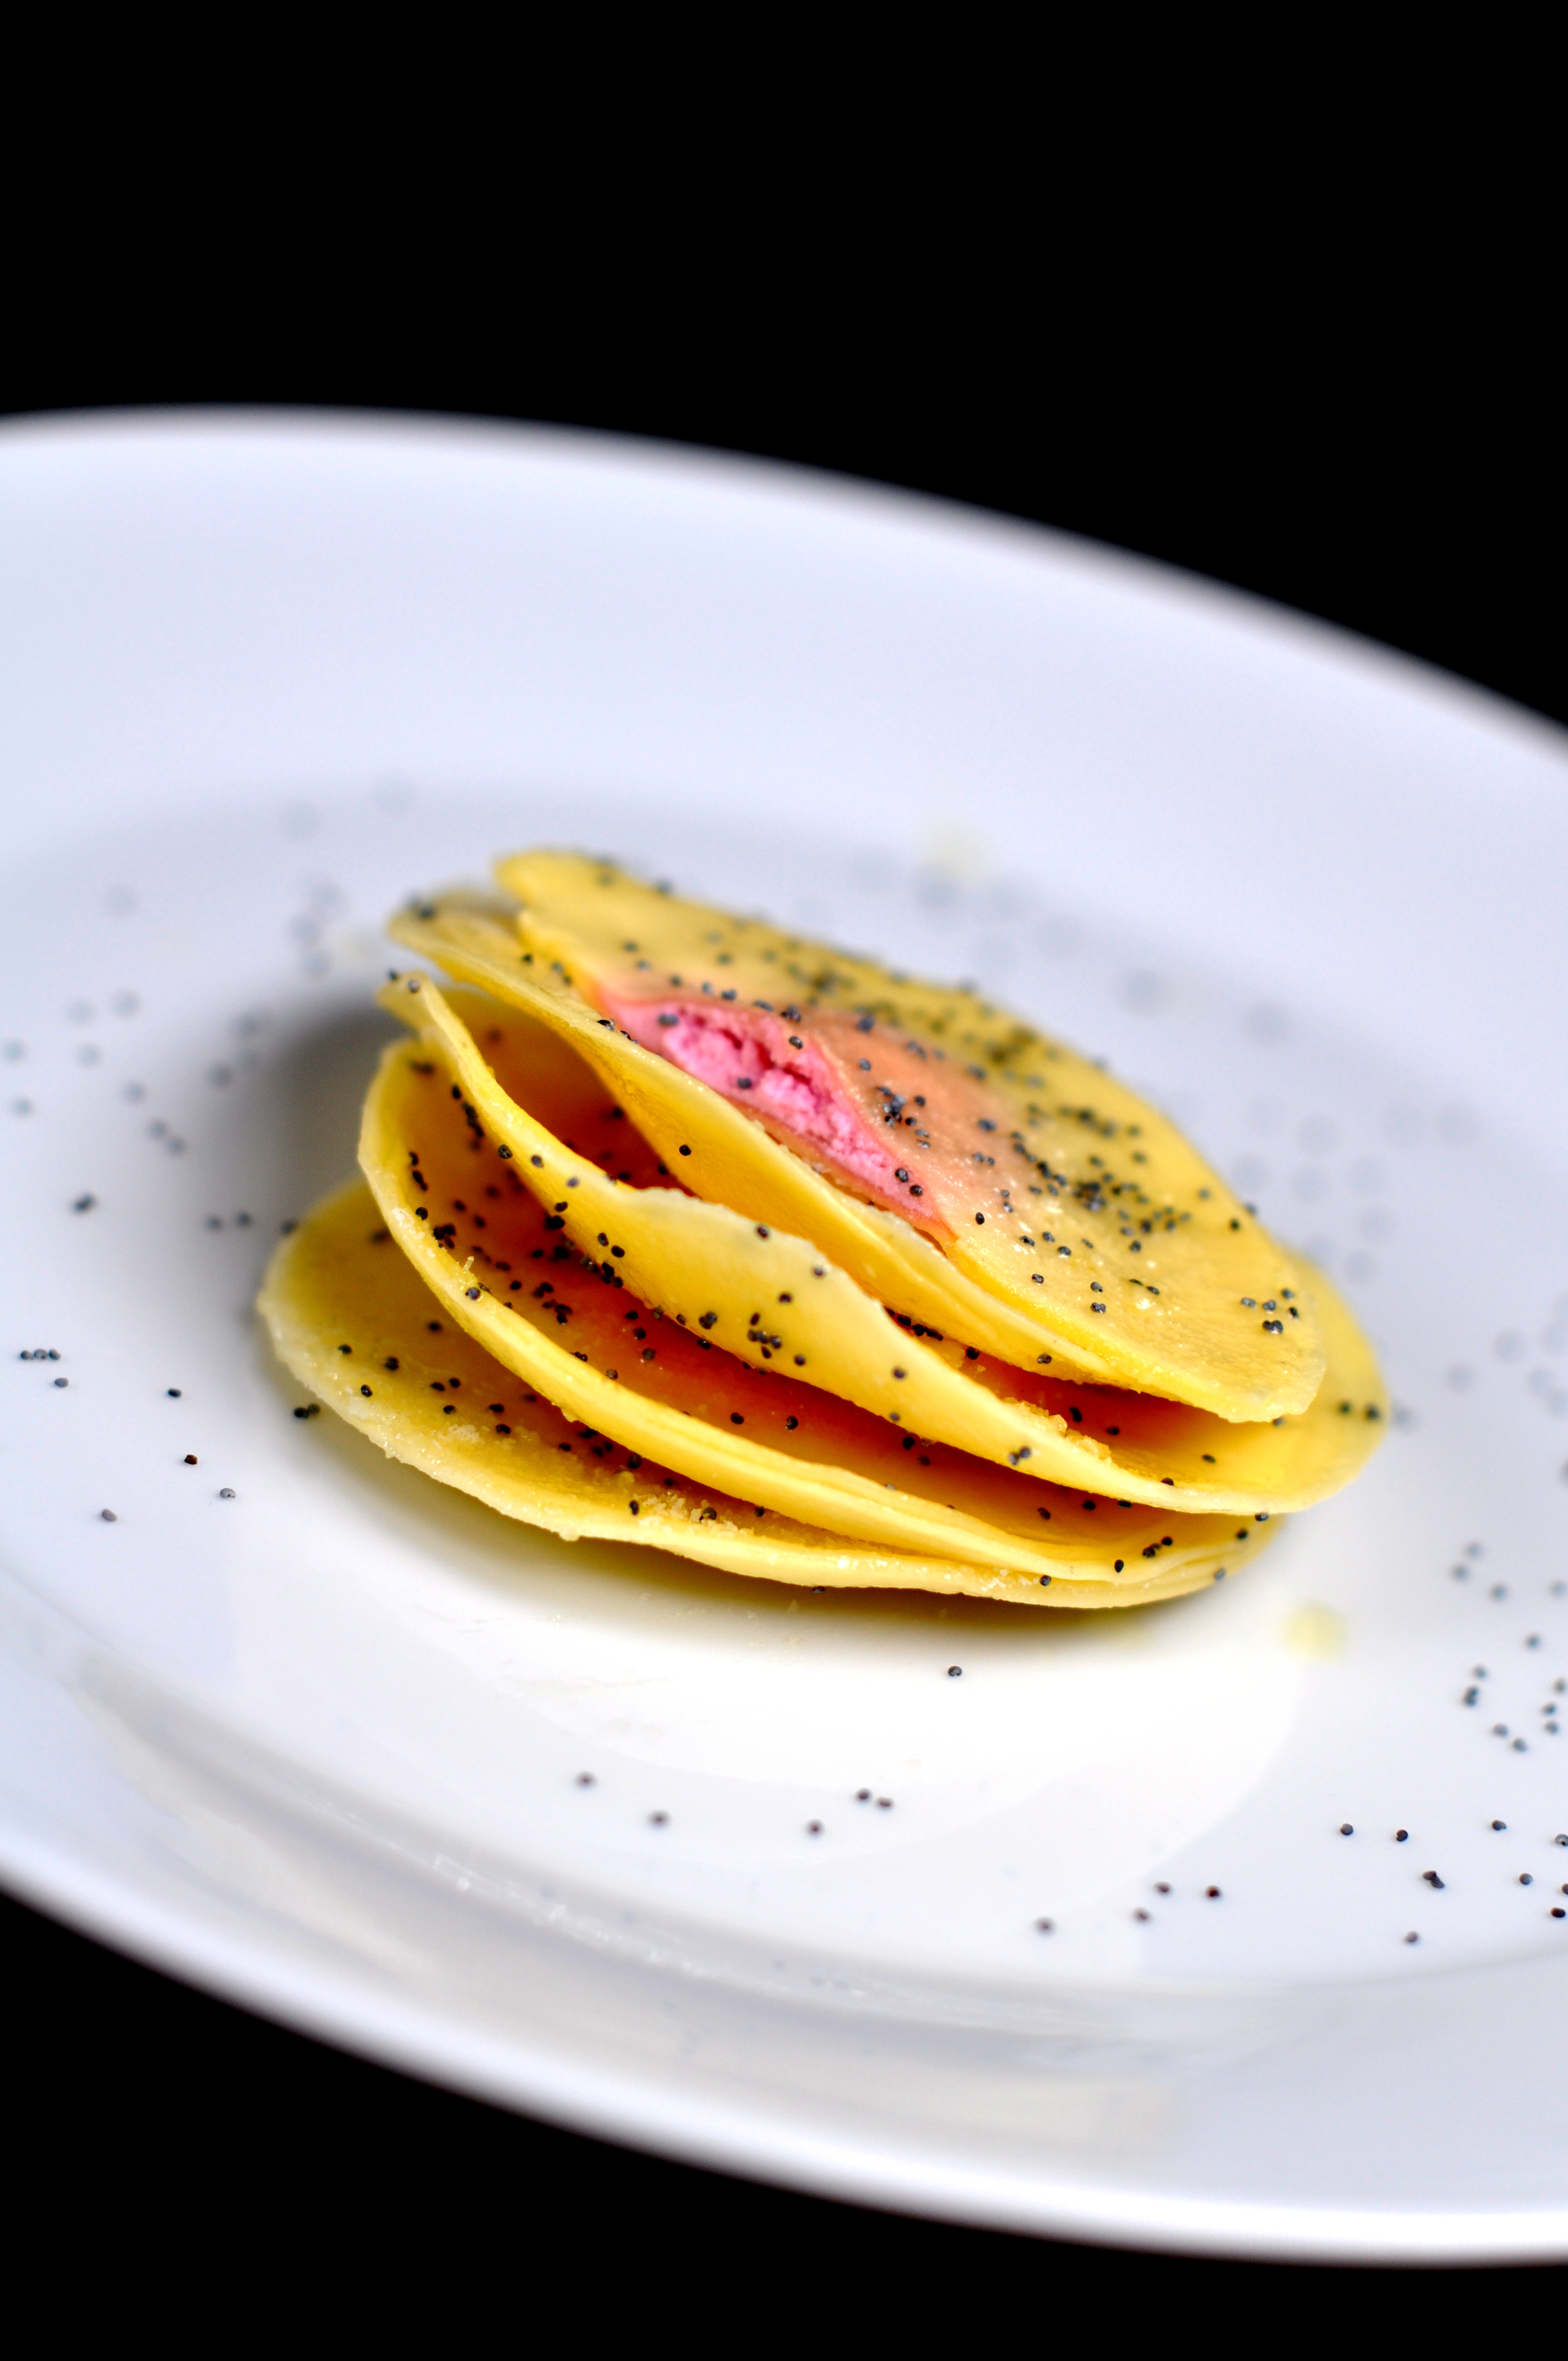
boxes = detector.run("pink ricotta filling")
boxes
[603,993,916,1209]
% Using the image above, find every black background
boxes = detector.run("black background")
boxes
[2,210,1562,2314]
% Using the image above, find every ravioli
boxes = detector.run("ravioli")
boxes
[389,974,1386,1516]
[393,865,1324,1421]
[260,1177,1248,1609]
[256,848,1389,1615]
[338,1026,1267,1596]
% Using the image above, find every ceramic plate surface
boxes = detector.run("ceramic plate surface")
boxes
[4,412,1568,2260]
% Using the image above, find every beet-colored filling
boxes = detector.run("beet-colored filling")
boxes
[601,990,1025,1240]
[597,991,949,1227]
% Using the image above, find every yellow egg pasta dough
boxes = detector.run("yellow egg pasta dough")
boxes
[393,868,1326,1421]
[255,847,1387,1613]
[341,1029,1265,1593]
[259,1177,1262,1609]
[386,973,1386,1517]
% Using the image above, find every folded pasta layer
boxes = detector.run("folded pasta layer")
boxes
[259,1174,1267,1609]
[340,1027,1272,1595]
[387,975,1386,1515]
[391,884,1331,1418]
[486,852,1330,1420]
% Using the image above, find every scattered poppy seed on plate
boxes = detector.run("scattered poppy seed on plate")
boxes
[100,1509,116,1522]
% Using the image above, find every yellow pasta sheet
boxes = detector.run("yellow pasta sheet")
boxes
[393,878,1327,1421]
[329,1025,1277,1602]
[389,975,1385,1516]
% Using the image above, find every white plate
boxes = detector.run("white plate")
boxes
[3,412,1568,2261]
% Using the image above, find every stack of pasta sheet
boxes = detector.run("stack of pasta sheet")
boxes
[260,855,1386,1609]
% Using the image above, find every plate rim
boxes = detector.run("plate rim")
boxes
[5,406,1568,2261]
